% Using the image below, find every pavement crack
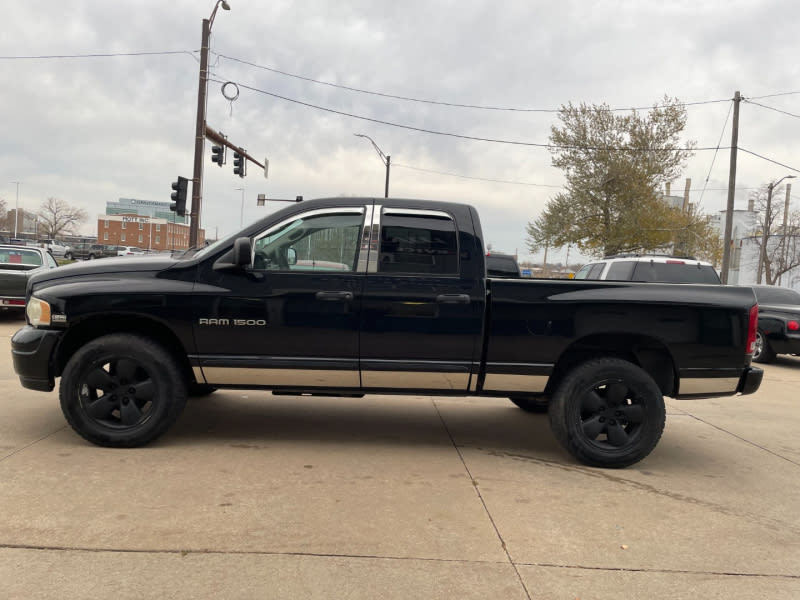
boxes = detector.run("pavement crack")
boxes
[0,426,67,462]
[431,398,533,600]
[671,405,800,468]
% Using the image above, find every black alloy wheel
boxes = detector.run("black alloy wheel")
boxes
[548,358,666,468]
[60,334,187,447]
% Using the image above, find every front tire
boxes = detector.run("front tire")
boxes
[752,330,776,363]
[59,334,187,447]
[548,358,666,468]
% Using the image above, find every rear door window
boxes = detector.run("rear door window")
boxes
[377,213,458,275]
[605,261,636,280]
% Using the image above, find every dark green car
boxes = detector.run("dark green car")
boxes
[0,245,59,314]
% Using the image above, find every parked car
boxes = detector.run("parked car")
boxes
[751,285,800,363]
[64,241,116,260]
[574,254,721,284]
[115,246,145,256]
[486,252,520,278]
[0,245,59,313]
[39,239,69,257]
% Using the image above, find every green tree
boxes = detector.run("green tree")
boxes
[527,97,713,258]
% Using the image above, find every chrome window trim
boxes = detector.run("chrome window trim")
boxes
[251,206,366,266]
[355,204,374,274]
[367,204,382,274]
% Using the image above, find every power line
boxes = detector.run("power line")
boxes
[213,52,731,113]
[698,100,733,205]
[739,148,800,174]
[743,99,800,119]
[394,163,564,187]
[0,50,195,60]
[210,77,731,152]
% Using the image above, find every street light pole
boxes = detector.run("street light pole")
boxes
[10,181,21,238]
[189,0,231,249]
[758,175,796,284]
[354,134,390,198]
[236,187,245,228]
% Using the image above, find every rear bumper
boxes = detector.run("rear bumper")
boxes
[736,366,763,396]
[11,325,62,392]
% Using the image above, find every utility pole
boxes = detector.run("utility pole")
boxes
[189,1,231,249]
[758,175,796,284]
[780,183,793,285]
[720,91,741,284]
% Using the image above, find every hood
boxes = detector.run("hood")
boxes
[30,255,181,286]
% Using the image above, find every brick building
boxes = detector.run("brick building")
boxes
[97,214,204,251]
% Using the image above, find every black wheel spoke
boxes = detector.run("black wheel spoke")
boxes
[606,382,628,405]
[131,380,154,401]
[86,396,116,421]
[116,358,139,383]
[581,390,604,412]
[606,422,629,447]
[120,401,143,426]
[582,415,605,439]
[86,367,114,391]
[619,404,645,423]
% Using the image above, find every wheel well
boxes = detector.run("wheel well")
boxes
[547,334,676,397]
[54,315,195,384]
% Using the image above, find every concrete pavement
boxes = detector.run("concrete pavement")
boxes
[1,312,798,599]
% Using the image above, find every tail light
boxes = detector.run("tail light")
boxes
[788,321,800,332]
[746,304,758,355]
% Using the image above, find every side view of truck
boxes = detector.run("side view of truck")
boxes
[11,197,762,468]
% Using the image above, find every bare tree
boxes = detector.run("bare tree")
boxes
[37,197,88,239]
[751,184,800,285]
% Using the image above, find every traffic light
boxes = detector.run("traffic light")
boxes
[211,144,225,167]
[233,150,246,178]
[170,176,188,217]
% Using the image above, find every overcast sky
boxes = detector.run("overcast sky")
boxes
[2,0,798,264]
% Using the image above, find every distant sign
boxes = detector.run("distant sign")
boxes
[521,269,532,277]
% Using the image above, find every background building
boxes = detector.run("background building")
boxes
[99,198,202,250]
[106,198,187,224]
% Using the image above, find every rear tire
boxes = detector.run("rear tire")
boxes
[548,358,665,468]
[752,330,776,363]
[59,334,187,447]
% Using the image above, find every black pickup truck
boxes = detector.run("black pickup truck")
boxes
[11,197,762,468]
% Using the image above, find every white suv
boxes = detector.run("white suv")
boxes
[574,255,721,284]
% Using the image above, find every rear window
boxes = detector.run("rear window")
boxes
[378,214,458,275]
[754,287,800,304]
[630,262,721,284]
[0,248,42,266]
[605,261,637,280]
[486,255,519,278]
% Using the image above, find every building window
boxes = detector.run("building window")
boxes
[121,233,126,242]
[103,232,108,241]
[139,223,143,230]
[138,234,143,243]
[104,220,109,228]
[155,236,160,244]
[122,222,127,229]
[156,224,161,232]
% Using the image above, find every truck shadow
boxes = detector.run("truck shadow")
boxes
[170,392,562,458]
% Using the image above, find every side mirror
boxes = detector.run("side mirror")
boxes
[213,237,252,272]
[287,247,297,266]
[232,237,252,267]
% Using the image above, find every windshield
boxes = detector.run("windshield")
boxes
[0,248,42,267]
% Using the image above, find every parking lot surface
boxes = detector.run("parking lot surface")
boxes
[1,313,799,599]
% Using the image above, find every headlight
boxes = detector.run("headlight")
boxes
[26,296,52,327]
